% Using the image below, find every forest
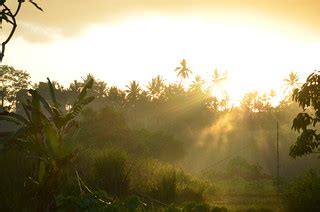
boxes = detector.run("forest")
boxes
[1,64,320,211]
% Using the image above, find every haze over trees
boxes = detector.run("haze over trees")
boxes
[1,61,320,211]
[1,0,320,210]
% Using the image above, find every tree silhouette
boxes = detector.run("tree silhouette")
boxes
[212,68,227,86]
[189,75,205,93]
[241,91,258,113]
[0,65,30,111]
[211,68,228,100]
[126,80,141,105]
[283,72,300,92]
[175,59,192,83]
[147,75,165,100]
[290,71,320,157]
[283,72,300,103]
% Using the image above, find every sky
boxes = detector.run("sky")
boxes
[2,0,320,103]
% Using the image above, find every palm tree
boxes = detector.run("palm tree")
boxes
[125,80,141,105]
[283,72,300,92]
[175,59,192,83]
[147,75,165,100]
[211,68,228,99]
[212,68,227,86]
[0,78,95,210]
[283,72,300,103]
[189,75,204,93]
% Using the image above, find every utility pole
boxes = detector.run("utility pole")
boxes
[277,121,280,192]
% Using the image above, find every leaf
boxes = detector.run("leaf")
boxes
[43,122,60,158]
[77,78,94,103]
[38,92,54,115]
[29,89,41,125]
[47,78,59,108]
[22,103,32,122]
[61,128,80,158]
[0,115,23,126]
[29,0,43,11]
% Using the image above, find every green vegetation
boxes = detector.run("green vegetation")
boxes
[1,65,320,211]
[283,169,320,211]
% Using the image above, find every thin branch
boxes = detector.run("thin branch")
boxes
[13,1,23,17]
[1,3,17,62]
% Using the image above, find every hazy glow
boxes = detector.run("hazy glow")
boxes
[4,15,320,103]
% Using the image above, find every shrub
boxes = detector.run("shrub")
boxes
[283,169,320,211]
[151,170,178,204]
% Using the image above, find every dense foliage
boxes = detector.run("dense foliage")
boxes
[291,71,320,157]
[0,65,319,210]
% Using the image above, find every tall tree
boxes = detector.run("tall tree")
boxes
[212,68,227,86]
[283,72,300,103]
[283,72,300,92]
[125,80,141,105]
[240,91,259,113]
[0,65,30,111]
[189,75,205,94]
[175,59,192,83]
[211,68,228,99]
[147,75,165,100]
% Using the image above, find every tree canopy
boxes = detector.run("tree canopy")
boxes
[291,71,320,157]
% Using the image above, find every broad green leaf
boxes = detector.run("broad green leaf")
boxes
[38,91,54,115]
[29,89,41,125]
[22,103,32,122]
[61,128,80,158]
[43,122,60,158]
[77,78,94,103]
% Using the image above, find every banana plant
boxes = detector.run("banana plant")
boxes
[0,77,94,209]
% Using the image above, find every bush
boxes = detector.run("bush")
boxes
[146,162,211,204]
[283,169,320,211]
[93,149,131,198]
[151,170,178,204]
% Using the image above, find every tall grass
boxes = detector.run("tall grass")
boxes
[93,148,131,198]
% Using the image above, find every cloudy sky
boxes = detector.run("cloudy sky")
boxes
[3,0,320,102]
